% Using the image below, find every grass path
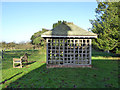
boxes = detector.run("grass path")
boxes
[1,49,120,88]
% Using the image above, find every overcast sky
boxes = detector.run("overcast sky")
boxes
[1,2,98,43]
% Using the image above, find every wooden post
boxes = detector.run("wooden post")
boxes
[81,39,83,64]
[2,50,3,59]
[67,39,68,64]
[13,60,15,68]
[85,39,87,64]
[63,39,65,65]
[74,39,75,64]
[70,39,71,64]
[89,39,92,65]
[20,62,22,68]
[46,38,48,64]
[78,39,79,64]
[58,39,60,64]
[55,39,56,64]
[50,39,53,63]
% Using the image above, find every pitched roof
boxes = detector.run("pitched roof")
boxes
[41,22,97,38]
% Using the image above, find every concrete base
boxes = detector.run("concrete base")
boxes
[47,64,92,68]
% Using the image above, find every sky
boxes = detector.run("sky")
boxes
[1,2,98,43]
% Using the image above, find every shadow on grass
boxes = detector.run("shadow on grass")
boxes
[0,72,23,85]
[22,61,36,67]
[92,49,119,57]
[6,60,120,88]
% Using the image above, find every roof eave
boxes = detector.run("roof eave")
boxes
[41,35,97,38]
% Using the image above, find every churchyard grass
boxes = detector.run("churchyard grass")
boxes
[1,48,120,88]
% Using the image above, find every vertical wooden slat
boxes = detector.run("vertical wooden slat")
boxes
[70,39,71,64]
[55,39,56,64]
[74,39,75,64]
[81,39,83,64]
[78,39,79,64]
[67,39,70,63]
[59,39,60,65]
[85,39,87,64]
[46,38,48,64]
[89,39,92,65]
[67,39,68,64]
[63,39,65,64]
[87,39,88,64]
[51,39,52,64]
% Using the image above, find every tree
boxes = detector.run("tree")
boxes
[30,20,68,48]
[7,42,16,49]
[30,28,49,48]
[1,41,6,49]
[90,1,120,53]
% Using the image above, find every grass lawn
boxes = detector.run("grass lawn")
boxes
[1,48,120,88]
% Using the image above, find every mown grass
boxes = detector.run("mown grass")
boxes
[1,48,120,88]
[1,49,46,89]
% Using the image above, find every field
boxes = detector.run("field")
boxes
[1,48,120,88]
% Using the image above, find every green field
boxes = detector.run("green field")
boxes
[1,48,120,88]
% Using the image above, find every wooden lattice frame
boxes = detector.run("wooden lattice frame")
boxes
[46,38,91,65]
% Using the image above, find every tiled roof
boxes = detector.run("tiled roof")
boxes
[41,23,97,38]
